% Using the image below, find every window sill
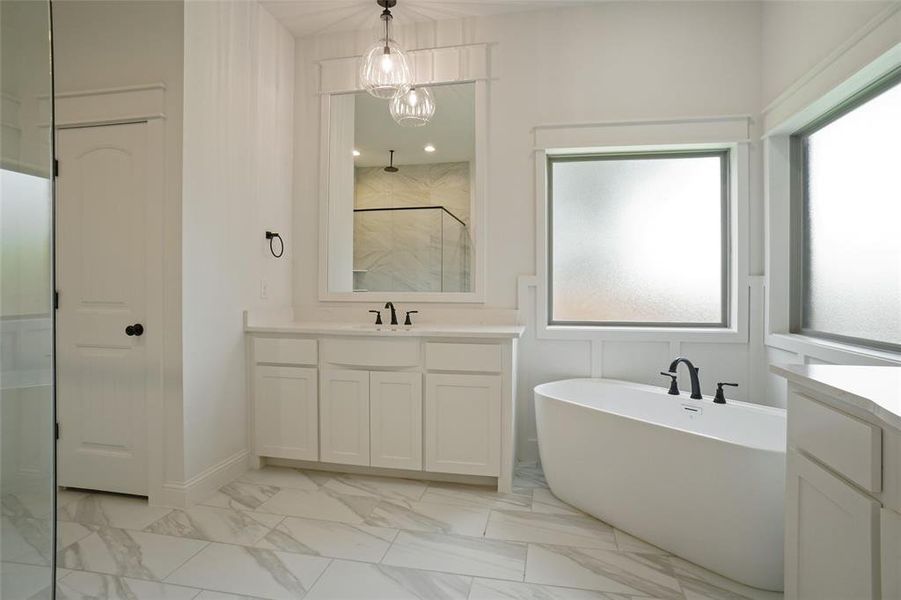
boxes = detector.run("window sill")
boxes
[537,324,747,344]
[766,333,901,365]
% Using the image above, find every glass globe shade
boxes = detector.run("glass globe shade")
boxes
[390,86,436,127]
[360,37,412,100]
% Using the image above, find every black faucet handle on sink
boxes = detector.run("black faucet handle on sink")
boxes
[659,372,680,396]
[714,382,738,404]
[404,310,418,326]
[368,310,382,325]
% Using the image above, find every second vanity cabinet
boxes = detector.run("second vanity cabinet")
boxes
[774,365,901,600]
[248,324,521,492]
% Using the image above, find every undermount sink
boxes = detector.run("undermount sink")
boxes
[349,324,409,333]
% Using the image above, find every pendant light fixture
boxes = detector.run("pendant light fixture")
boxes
[390,85,436,127]
[384,150,399,173]
[359,0,412,100]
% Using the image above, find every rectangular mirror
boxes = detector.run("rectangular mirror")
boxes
[322,81,482,301]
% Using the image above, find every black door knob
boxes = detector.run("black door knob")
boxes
[125,323,144,337]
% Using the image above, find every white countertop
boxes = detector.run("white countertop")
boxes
[244,317,525,340]
[771,364,901,430]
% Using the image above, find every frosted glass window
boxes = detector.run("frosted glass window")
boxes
[549,152,728,326]
[796,76,901,349]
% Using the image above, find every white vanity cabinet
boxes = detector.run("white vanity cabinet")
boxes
[774,365,901,600]
[370,371,423,470]
[426,374,501,476]
[785,448,880,600]
[320,368,370,466]
[252,338,319,461]
[247,322,522,491]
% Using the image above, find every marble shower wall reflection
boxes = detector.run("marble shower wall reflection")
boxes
[353,162,471,293]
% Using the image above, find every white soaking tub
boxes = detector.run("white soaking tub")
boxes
[534,378,786,591]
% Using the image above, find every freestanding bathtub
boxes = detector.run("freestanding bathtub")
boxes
[534,378,786,591]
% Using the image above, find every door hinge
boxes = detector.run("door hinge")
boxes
[53,159,59,177]
[54,290,59,310]
[55,422,60,440]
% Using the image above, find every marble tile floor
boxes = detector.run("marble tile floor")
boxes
[2,465,783,600]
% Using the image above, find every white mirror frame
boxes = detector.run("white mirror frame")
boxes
[317,44,489,303]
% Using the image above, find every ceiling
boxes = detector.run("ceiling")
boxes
[260,0,592,38]
[352,82,474,168]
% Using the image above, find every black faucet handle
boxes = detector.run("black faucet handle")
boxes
[659,372,680,396]
[714,382,738,404]
[404,310,418,326]
[368,310,382,325]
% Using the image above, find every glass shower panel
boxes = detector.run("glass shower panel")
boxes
[1,0,56,598]
[353,207,470,293]
[440,211,470,293]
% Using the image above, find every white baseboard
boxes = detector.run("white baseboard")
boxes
[156,450,250,508]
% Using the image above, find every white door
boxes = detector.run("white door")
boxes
[370,371,422,470]
[785,451,880,600]
[56,122,151,495]
[320,369,370,466]
[882,508,901,600]
[254,366,318,461]
[425,373,500,476]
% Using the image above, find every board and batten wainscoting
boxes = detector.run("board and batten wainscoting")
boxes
[244,312,523,492]
[773,364,901,600]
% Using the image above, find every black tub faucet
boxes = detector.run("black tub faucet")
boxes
[384,302,398,325]
[666,357,703,400]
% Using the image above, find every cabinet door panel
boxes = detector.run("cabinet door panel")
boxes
[370,371,422,470]
[425,374,500,476]
[320,369,370,466]
[785,451,880,600]
[254,366,318,460]
[883,508,901,600]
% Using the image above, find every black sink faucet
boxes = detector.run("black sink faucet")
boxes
[384,302,398,325]
[666,357,703,400]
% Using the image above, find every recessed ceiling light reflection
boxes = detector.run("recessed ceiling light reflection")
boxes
[352,149,361,157]
[424,144,436,153]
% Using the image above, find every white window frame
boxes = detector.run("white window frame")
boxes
[547,149,731,329]
[789,67,901,353]
[764,42,901,365]
[533,116,750,343]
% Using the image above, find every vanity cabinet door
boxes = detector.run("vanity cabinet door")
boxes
[425,374,500,476]
[370,371,422,470]
[254,366,318,461]
[320,369,370,466]
[882,508,901,600]
[785,450,880,600]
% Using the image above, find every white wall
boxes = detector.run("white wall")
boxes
[761,1,896,109]
[293,2,764,462]
[182,1,294,480]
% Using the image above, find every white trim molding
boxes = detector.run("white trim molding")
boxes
[51,84,167,128]
[530,116,752,344]
[534,115,751,151]
[318,44,490,94]
[762,5,901,134]
[317,43,489,303]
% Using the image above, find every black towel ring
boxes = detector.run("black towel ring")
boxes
[265,231,284,258]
